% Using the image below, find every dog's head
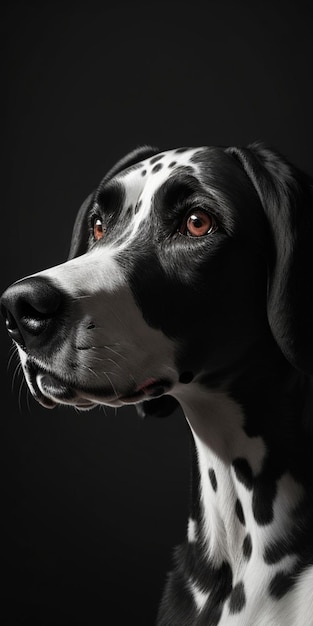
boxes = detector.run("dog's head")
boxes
[1,143,313,412]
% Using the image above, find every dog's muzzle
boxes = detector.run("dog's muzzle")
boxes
[1,275,177,410]
[1,275,64,352]
[1,276,71,408]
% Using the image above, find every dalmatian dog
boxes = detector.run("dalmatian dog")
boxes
[1,143,313,625]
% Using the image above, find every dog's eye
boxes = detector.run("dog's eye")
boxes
[179,209,217,237]
[93,217,106,241]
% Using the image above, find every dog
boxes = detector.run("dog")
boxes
[1,142,313,625]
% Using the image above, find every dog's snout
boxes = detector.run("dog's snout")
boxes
[1,276,63,350]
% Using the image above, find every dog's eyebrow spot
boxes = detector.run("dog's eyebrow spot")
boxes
[152,163,163,173]
[94,180,124,212]
[153,173,199,213]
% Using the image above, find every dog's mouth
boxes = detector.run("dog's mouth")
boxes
[120,377,171,402]
[25,363,173,410]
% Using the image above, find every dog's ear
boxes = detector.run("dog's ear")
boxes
[68,145,160,259]
[68,192,95,260]
[227,142,313,375]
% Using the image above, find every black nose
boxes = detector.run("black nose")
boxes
[1,276,63,351]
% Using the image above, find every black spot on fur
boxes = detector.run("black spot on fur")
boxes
[175,147,188,153]
[168,161,177,168]
[209,468,218,492]
[243,534,252,560]
[152,163,163,173]
[150,154,164,164]
[252,479,277,525]
[156,568,196,625]
[141,169,147,176]
[235,499,245,525]
[175,540,233,599]
[127,204,133,212]
[157,540,232,626]
[264,539,287,565]
[196,602,223,626]
[269,571,294,599]
[264,495,313,565]
[232,458,253,490]
[228,581,246,614]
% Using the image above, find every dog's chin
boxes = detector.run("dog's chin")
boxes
[25,366,174,411]
[26,372,95,410]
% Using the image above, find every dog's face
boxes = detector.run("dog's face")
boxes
[2,144,313,411]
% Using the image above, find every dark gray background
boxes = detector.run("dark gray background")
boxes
[1,1,313,624]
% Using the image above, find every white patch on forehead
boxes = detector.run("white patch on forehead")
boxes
[113,147,203,249]
[25,147,205,290]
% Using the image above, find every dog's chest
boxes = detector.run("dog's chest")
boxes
[186,451,305,625]
[160,385,313,625]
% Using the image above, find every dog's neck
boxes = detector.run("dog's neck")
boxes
[172,350,313,579]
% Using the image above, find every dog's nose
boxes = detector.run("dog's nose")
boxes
[1,276,63,350]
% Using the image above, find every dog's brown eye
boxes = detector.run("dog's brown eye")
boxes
[93,217,105,241]
[180,210,217,237]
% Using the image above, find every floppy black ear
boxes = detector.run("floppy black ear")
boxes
[227,142,313,375]
[68,145,160,259]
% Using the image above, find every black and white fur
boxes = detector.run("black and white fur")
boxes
[2,143,313,625]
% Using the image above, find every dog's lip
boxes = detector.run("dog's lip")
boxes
[30,374,58,409]
[35,373,96,409]
[120,378,172,403]
[31,369,172,408]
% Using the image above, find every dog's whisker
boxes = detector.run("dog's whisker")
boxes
[78,363,122,397]
[101,371,119,399]
[26,386,32,413]
[108,360,137,387]
[88,345,129,362]
[18,377,26,415]
[12,361,22,392]
[101,345,128,358]
[103,356,122,369]
[72,294,93,301]
[79,363,100,379]
[7,345,18,371]
[98,404,108,417]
